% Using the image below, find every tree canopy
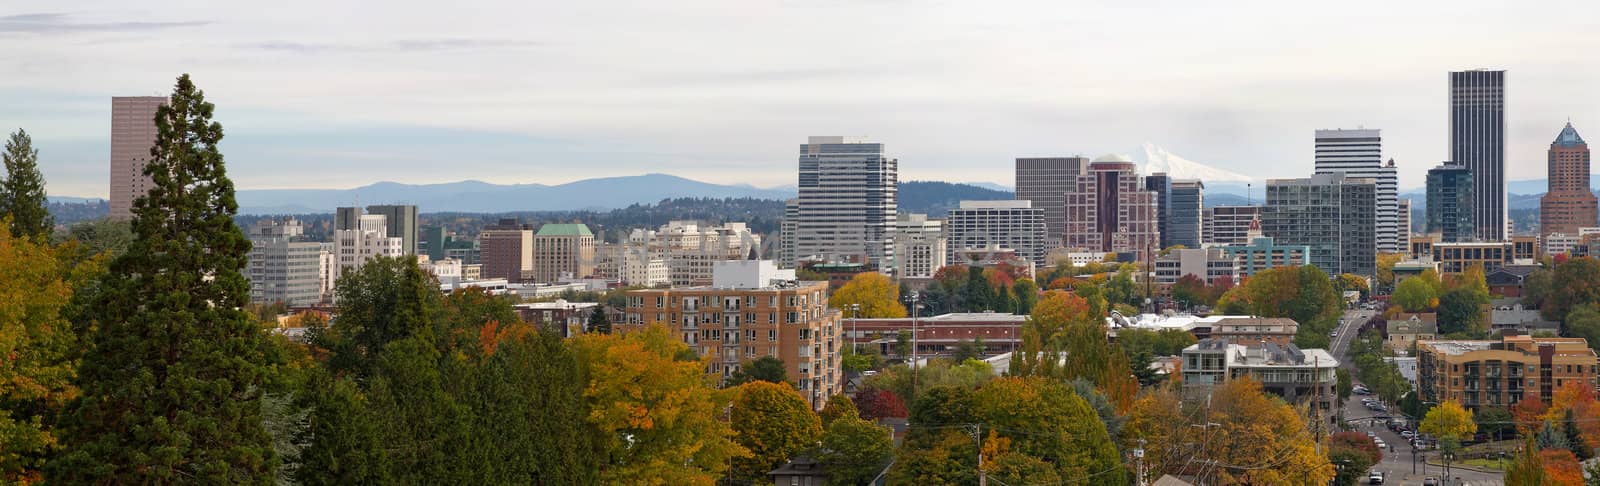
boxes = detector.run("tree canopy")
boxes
[1,128,53,239]
[831,272,907,318]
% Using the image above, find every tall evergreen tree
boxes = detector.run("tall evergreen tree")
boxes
[587,305,610,334]
[48,74,279,483]
[1,128,53,239]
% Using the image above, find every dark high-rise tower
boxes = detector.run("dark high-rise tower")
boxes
[1539,123,1595,238]
[1449,69,1506,240]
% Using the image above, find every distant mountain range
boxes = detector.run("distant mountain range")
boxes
[229,174,795,214]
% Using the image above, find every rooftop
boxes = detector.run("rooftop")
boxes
[536,223,594,237]
[1554,122,1586,147]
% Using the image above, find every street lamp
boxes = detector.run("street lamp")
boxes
[903,292,921,395]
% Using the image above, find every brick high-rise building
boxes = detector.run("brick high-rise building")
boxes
[619,261,842,408]
[1540,123,1595,238]
[1063,156,1160,253]
[109,96,166,220]
[479,218,534,282]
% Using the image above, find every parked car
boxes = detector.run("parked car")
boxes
[1401,430,1415,439]
[1368,470,1384,484]
[1423,477,1438,486]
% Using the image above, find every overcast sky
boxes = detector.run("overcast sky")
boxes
[4,1,1600,197]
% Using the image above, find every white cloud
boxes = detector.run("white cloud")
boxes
[3,0,1600,197]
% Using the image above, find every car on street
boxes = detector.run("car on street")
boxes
[1423,477,1438,486]
[1401,430,1414,439]
[1368,470,1384,484]
[1330,331,1338,338]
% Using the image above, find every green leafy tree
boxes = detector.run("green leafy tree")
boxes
[1105,265,1140,307]
[1567,304,1600,354]
[1335,368,1353,408]
[962,266,995,312]
[61,218,134,259]
[1393,275,1438,312]
[1522,267,1552,311]
[1547,257,1600,321]
[817,415,893,485]
[1012,278,1039,314]
[1,128,53,239]
[727,355,789,386]
[894,329,913,359]
[1438,286,1488,335]
[1474,405,1515,442]
[951,337,987,362]
[586,305,610,334]
[728,381,823,483]
[49,74,280,483]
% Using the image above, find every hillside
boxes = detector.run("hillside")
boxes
[897,181,1013,216]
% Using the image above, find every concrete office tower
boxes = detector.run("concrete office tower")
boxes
[1540,123,1596,238]
[365,205,419,255]
[1167,180,1204,249]
[1450,70,1507,241]
[1145,173,1170,247]
[245,218,327,306]
[944,200,1047,267]
[779,199,799,268]
[1262,173,1377,276]
[1203,206,1261,246]
[1426,163,1476,243]
[793,136,897,269]
[109,96,166,220]
[893,213,946,278]
[1396,198,1413,250]
[532,223,596,283]
[1015,156,1087,244]
[333,214,403,285]
[1314,129,1398,252]
[1063,156,1160,253]
[479,218,534,282]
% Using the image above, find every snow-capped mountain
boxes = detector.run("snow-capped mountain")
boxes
[1133,142,1255,182]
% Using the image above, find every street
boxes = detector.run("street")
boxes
[1332,308,1504,486]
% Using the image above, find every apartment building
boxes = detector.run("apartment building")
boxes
[1417,334,1599,410]
[893,213,946,279]
[1182,339,1339,410]
[245,218,330,306]
[618,261,842,408]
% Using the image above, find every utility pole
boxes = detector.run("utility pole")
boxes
[1133,439,1147,486]
[905,292,921,396]
[970,423,986,486]
[1313,355,1323,453]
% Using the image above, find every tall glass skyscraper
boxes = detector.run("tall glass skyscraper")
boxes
[1426,162,1475,243]
[1450,69,1506,240]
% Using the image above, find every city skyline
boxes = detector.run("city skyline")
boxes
[5,3,1600,197]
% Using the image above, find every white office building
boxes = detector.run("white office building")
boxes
[333,214,404,286]
[893,213,946,278]
[944,200,1047,267]
[793,136,897,270]
[1314,128,1399,253]
[245,218,330,306]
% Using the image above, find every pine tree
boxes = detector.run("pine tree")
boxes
[48,74,279,483]
[1,128,53,239]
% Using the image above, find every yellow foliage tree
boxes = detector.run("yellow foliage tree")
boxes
[569,325,748,485]
[830,272,907,318]
[1202,377,1333,485]
[0,228,102,483]
[1420,399,1477,441]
